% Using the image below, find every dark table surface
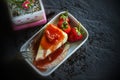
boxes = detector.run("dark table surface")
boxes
[1,0,120,80]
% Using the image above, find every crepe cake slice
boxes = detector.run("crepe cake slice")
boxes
[35,24,68,60]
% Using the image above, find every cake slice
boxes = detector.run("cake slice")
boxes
[35,24,68,60]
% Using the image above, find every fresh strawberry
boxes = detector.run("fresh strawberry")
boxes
[68,25,83,42]
[57,11,71,34]
[58,21,71,34]
[59,11,69,22]
[62,21,71,34]
[57,11,70,28]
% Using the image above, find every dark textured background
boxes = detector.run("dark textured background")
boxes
[1,0,120,80]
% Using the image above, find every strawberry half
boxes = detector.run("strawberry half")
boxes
[68,25,83,42]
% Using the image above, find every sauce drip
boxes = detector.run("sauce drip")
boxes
[33,45,65,70]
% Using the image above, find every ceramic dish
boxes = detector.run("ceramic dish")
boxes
[20,11,89,76]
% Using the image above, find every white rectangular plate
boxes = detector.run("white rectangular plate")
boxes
[20,11,89,76]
